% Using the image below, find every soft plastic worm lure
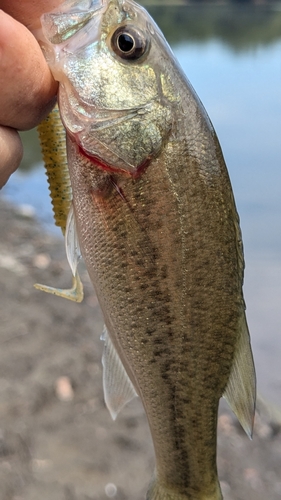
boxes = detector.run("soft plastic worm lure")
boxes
[34,105,84,302]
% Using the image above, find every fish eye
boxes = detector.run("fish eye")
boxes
[111,25,148,60]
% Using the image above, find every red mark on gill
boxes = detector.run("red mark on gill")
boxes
[77,145,125,176]
[78,144,151,179]
[67,129,152,179]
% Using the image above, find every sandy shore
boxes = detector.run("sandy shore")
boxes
[0,198,280,500]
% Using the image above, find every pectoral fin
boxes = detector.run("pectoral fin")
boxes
[223,313,256,438]
[65,201,81,277]
[101,326,138,420]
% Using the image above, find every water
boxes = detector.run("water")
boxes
[1,5,281,405]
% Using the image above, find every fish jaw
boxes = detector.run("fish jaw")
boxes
[38,0,107,60]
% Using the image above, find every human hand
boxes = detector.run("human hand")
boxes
[0,1,63,188]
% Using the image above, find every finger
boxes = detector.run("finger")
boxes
[0,1,63,30]
[0,11,58,130]
[0,126,23,189]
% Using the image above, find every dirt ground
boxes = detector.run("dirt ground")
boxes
[0,198,280,500]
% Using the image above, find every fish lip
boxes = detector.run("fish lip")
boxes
[67,131,151,179]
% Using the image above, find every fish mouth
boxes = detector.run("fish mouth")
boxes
[40,0,106,46]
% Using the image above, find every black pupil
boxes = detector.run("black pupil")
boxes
[118,33,134,53]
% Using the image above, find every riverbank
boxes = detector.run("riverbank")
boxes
[0,198,280,500]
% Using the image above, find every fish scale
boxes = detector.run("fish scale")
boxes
[36,1,256,499]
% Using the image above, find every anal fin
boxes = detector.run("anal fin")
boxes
[101,326,138,420]
[223,313,256,438]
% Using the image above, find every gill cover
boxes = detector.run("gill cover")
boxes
[39,0,173,176]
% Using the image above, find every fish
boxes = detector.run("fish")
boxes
[36,1,256,498]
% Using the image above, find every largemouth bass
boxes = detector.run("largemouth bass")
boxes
[37,1,256,498]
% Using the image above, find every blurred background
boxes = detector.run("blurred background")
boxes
[0,1,281,499]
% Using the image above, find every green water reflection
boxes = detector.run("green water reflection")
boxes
[145,4,281,48]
